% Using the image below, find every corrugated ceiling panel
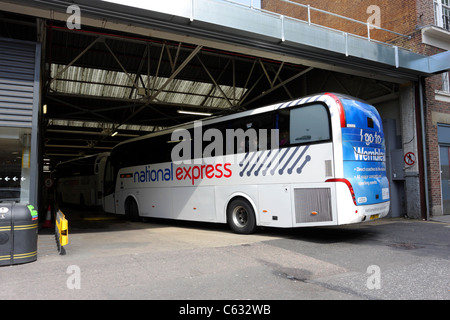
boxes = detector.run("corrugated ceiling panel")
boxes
[50,64,247,109]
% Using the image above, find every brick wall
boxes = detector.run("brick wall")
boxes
[261,0,417,43]
[424,75,450,215]
[261,0,442,53]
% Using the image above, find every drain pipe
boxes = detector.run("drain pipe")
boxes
[419,77,430,220]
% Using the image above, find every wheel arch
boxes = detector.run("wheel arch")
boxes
[124,194,139,217]
[225,192,259,226]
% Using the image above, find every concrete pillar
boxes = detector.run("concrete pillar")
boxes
[399,84,421,218]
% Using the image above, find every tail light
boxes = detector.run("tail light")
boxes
[326,178,357,206]
[325,92,346,128]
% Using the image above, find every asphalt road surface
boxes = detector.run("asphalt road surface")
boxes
[1,210,449,303]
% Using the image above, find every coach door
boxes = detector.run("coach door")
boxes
[103,158,117,213]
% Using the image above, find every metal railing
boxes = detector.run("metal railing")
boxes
[223,0,411,42]
[280,0,411,41]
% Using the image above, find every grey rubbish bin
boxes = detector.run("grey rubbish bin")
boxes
[0,202,38,266]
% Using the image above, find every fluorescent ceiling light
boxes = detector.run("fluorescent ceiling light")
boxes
[177,110,213,116]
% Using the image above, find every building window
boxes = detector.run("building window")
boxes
[434,0,450,30]
[0,128,32,202]
[442,72,450,92]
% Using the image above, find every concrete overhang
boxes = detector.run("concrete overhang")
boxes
[422,25,450,51]
[4,0,450,82]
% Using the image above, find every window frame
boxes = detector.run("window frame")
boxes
[276,102,333,149]
[434,0,450,30]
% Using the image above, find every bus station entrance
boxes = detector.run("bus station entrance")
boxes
[1,0,449,226]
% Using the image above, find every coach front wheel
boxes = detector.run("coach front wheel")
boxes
[125,197,140,222]
[227,198,257,234]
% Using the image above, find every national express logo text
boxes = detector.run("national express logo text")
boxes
[130,121,281,185]
[133,163,232,185]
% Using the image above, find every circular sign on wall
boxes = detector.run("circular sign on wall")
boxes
[45,177,54,188]
[404,152,416,166]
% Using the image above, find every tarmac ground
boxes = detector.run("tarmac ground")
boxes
[1,207,449,303]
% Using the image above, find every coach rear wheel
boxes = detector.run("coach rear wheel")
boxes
[227,198,257,234]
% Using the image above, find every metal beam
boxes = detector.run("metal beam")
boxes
[119,45,204,125]
[46,95,115,122]
[241,66,314,108]
[48,36,101,86]
[103,39,140,92]
[200,59,232,107]
[197,56,234,108]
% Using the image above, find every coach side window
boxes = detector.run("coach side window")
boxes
[224,113,274,154]
[278,103,331,146]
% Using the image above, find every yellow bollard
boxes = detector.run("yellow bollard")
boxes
[55,210,68,255]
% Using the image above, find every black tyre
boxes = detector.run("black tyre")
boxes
[227,198,257,234]
[125,197,140,222]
